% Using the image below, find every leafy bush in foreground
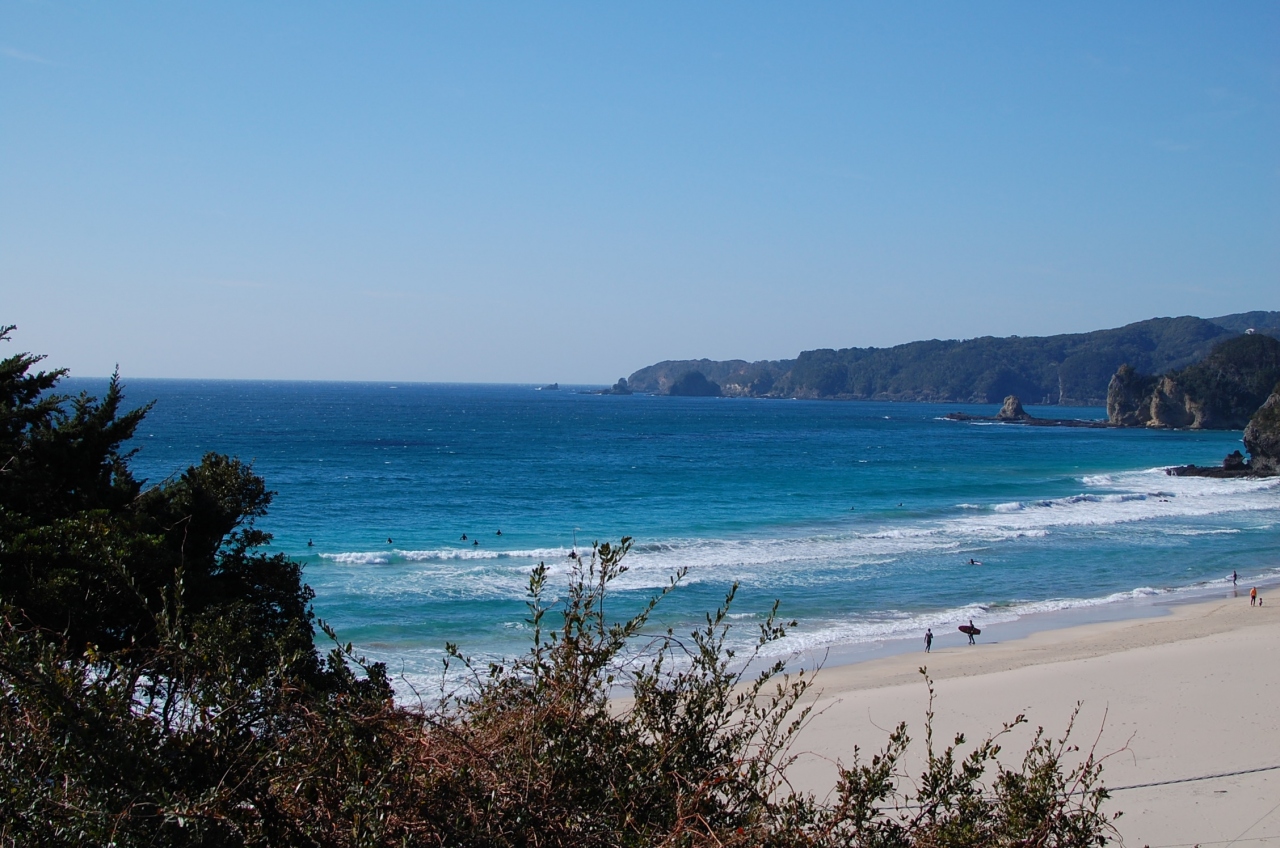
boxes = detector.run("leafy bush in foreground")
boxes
[0,326,1118,846]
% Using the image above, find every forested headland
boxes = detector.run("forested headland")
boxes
[627,311,1280,405]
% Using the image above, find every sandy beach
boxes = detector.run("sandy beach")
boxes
[786,594,1280,847]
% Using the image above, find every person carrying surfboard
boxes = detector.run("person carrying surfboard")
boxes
[966,619,976,645]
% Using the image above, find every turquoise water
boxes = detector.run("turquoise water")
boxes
[77,379,1280,688]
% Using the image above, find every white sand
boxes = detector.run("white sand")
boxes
[785,595,1280,847]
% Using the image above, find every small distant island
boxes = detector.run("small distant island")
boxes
[944,395,1110,428]
[584,377,634,395]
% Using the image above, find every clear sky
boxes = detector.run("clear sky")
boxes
[2,3,1277,383]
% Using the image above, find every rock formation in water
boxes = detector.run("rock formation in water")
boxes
[1106,334,1280,429]
[1106,365,1158,426]
[1243,383,1280,474]
[944,396,1106,427]
[995,395,1033,421]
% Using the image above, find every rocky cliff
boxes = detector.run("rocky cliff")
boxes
[1244,383,1280,474]
[628,359,791,397]
[1106,334,1280,429]
[1106,365,1159,426]
[667,371,722,397]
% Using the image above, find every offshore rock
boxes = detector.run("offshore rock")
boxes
[1148,376,1199,429]
[995,395,1033,421]
[1243,384,1280,474]
[1106,365,1157,427]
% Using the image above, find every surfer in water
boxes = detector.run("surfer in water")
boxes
[924,628,933,653]
[461,534,467,541]
[1233,570,1238,586]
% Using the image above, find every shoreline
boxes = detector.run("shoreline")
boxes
[784,594,1280,846]
[776,565,1280,679]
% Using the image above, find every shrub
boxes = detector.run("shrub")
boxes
[0,326,1119,846]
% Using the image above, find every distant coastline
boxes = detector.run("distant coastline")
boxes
[623,311,1280,406]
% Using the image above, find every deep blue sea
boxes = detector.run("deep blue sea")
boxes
[68,379,1280,690]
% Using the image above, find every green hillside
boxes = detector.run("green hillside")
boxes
[627,312,1280,405]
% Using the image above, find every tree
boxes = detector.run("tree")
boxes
[0,326,1119,846]
[0,326,389,846]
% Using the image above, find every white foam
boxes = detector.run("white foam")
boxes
[322,546,572,565]
[314,469,1280,600]
[750,579,1254,659]
[354,565,1280,703]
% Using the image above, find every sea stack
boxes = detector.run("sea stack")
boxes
[995,395,1033,422]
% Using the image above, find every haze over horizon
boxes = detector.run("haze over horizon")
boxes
[3,3,1276,383]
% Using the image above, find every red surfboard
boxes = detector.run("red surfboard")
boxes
[958,625,981,635]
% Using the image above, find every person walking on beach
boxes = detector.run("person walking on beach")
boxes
[924,628,933,653]
[967,619,977,645]
[1233,570,1238,586]
[1251,587,1258,606]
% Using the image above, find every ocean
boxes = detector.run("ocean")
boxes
[71,378,1280,690]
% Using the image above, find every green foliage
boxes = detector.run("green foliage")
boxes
[269,541,1119,847]
[0,326,388,846]
[629,313,1280,404]
[0,326,1120,846]
[1207,311,1280,338]
[1168,333,1280,425]
[773,316,1245,404]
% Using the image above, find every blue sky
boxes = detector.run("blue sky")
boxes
[2,2,1276,382]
